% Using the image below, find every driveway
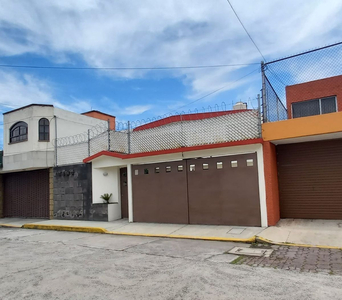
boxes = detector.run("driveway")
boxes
[0,228,341,300]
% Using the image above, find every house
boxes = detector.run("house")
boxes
[82,107,270,227]
[0,104,115,219]
[262,74,342,223]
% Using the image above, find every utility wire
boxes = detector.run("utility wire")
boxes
[0,62,259,71]
[226,0,266,62]
[169,67,259,113]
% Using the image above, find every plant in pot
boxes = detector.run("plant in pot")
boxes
[100,193,113,204]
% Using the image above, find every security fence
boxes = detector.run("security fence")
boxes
[262,41,342,122]
[56,106,261,166]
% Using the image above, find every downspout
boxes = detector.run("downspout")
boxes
[54,115,58,166]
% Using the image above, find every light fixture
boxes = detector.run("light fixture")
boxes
[103,172,108,176]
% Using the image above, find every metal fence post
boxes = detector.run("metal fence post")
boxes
[127,121,131,154]
[261,61,267,123]
[257,94,262,138]
[87,129,90,157]
[107,119,111,151]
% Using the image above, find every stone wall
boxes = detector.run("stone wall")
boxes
[53,163,108,221]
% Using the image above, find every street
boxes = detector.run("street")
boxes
[0,228,341,300]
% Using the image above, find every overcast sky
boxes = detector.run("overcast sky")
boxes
[0,0,341,128]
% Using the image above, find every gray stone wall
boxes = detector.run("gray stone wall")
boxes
[53,163,108,221]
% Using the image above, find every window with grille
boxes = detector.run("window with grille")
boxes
[292,96,337,118]
[10,121,28,143]
[39,118,50,141]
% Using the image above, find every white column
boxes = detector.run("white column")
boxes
[256,145,268,227]
[127,163,134,222]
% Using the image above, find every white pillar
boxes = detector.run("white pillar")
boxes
[127,163,134,222]
[256,145,268,227]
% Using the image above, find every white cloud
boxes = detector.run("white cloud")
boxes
[0,0,341,99]
[121,105,153,115]
[0,71,91,113]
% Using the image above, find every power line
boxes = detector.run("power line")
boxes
[169,67,259,113]
[0,62,259,71]
[226,0,266,62]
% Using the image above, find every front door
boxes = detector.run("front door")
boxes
[120,168,129,218]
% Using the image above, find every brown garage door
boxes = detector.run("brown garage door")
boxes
[187,154,261,226]
[4,169,49,218]
[277,139,342,219]
[132,154,261,226]
[132,161,189,224]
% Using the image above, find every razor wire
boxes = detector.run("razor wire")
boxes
[56,102,260,166]
[262,42,342,122]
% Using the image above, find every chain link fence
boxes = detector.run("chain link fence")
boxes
[56,106,261,166]
[262,42,342,122]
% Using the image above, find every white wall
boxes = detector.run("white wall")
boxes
[2,104,108,172]
[92,166,121,221]
[54,107,107,139]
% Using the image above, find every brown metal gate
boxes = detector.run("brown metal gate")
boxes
[4,169,49,218]
[277,139,342,219]
[132,161,189,223]
[187,154,261,226]
[132,153,261,226]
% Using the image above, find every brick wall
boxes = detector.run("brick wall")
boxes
[263,142,280,226]
[286,75,342,118]
[53,163,108,221]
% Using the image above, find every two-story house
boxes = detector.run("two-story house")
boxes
[263,74,342,223]
[0,104,115,219]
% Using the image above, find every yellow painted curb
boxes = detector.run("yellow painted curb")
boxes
[107,231,256,243]
[22,224,108,234]
[256,236,342,250]
[0,224,22,228]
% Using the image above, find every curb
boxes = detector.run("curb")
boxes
[0,224,22,228]
[22,224,108,234]
[256,235,342,250]
[17,223,256,243]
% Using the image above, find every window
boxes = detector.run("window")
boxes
[166,166,171,172]
[39,118,50,141]
[217,162,223,169]
[202,163,209,170]
[177,165,183,171]
[155,167,160,173]
[10,121,28,143]
[292,96,337,118]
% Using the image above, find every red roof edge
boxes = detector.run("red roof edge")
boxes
[133,110,251,131]
[83,138,263,163]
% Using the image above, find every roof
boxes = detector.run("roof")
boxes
[133,109,250,131]
[82,110,116,118]
[3,104,54,115]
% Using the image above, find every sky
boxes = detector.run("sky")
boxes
[0,0,342,141]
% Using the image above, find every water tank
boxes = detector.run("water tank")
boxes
[233,102,247,110]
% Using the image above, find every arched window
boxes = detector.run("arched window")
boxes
[39,118,50,141]
[10,121,28,143]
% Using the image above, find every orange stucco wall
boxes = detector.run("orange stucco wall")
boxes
[262,110,342,142]
[263,141,280,226]
[286,75,342,118]
[82,111,115,130]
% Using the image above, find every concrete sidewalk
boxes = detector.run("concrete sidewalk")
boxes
[0,218,263,243]
[257,219,342,249]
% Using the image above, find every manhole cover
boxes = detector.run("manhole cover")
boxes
[228,247,273,257]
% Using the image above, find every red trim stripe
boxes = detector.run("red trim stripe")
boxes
[83,138,263,163]
[133,110,251,131]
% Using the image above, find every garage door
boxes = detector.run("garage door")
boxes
[4,169,50,218]
[132,161,189,224]
[277,139,342,219]
[187,154,261,226]
[132,153,261,226]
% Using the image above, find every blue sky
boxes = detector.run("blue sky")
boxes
[0,0,341,136]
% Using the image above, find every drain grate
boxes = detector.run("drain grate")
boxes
[228,247,273,257]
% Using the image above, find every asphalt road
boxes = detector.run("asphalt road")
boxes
[0,228,341,300]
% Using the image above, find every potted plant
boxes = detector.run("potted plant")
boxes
[100,193,113,204]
